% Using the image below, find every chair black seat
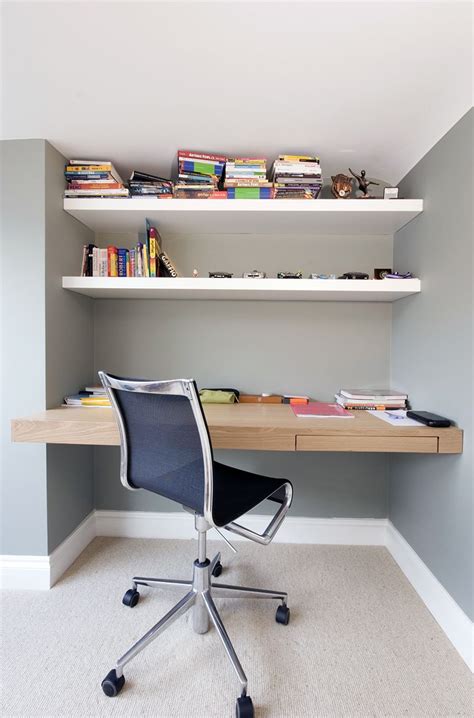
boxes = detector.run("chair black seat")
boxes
[212,462,291,527]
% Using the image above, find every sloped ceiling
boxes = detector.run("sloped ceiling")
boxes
[1,1,472,183]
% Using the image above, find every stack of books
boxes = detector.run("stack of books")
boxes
[174,150,226,198]
[335,389,408,411]
[64,386,111,408]
[224,157,273,199]
[128,171,173,198]
[272,155,323,199]
[80,221,178,278]
[64,160,129,198]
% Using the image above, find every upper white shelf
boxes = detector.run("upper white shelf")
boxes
[63,198,423,235]
[62,277,421,302]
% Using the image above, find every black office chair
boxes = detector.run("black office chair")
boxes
[98,372,293,718]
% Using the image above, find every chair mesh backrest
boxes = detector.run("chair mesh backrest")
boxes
[112,387,207,515]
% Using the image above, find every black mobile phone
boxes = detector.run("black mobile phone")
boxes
[406,410,452,427]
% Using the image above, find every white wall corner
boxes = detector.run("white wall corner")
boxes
[49,511,97,587]
[386,521,473,672]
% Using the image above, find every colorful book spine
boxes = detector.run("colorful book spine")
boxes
[149,228,157,277]
[99,248,108,277]
[142,243,150,277]
[65,165,112,172]
[159,252,178,277]
[130,249,136,277]
[136,243,143,277]
[92,247,100,277]
[118,248,128,277]
[80,245,88,276]
[65,172,110,179]
[181,160,224,175]
[226,187,274,199]
[107,246,118,277]
[178,150,227,163]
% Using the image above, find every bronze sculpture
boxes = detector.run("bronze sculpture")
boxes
[349,168,379,198]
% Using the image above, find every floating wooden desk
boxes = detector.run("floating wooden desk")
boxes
[11,404,463,454]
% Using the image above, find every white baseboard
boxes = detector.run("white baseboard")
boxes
[0,512,96,590]
[1,510,472,671]
[49,512,97,586]
[386,521,473,672]
[0,555,51,591]
[95,510,388,546]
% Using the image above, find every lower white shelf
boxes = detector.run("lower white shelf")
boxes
[62,277,421,302]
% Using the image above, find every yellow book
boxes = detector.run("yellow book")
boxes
[142,244,150,277]
[149,235,156,277]
[278,154,318,162]
[66,164,111,172]
[81,397,111,406]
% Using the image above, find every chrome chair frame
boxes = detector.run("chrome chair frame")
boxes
[98,372,293,706]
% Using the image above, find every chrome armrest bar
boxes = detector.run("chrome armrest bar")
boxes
[224,483,293,545]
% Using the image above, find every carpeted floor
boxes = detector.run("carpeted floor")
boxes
[1,537,472,717]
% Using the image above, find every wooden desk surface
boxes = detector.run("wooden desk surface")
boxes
[11,404,463,454]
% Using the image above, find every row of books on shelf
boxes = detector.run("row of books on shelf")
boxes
[81,221,178,278]
[64,151,323,200]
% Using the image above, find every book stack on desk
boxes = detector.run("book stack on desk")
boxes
[174,150,227,198]
[335,388,408,411]
[64,160,129,197]
[64,386,111,407]
[224,157,274,199]
[272,155,323,199]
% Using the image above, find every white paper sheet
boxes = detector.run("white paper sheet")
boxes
[370,410,424,427]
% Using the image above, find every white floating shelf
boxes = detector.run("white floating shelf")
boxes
[63,198,423,235]
[62,277,421,302]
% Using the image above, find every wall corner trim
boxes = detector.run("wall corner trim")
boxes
[94,510,388,545]
[385,520,473,672]
[0,511,96,590]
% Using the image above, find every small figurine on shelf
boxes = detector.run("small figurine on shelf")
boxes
[192,268,199,278]
[331,174,353,199]
[349,168,379,198]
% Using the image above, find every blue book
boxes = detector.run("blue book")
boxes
[118,248,128,277]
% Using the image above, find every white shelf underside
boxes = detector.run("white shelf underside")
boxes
[63,198,423,235]
[62,277,421,302]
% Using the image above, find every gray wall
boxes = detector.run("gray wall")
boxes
[1,140,49,555]
[0,139,95,555]
[44,142,95,552]
[390,110,473,619]
[93,233,393,518]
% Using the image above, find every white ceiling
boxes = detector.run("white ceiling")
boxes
[1,1,472,184]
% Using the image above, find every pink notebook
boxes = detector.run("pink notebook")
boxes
[291,402,354,418]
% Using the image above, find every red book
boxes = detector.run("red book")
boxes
[107,246,118,277]
[178,150,227,163]
[208,191,227,199]
[291,402,354,418]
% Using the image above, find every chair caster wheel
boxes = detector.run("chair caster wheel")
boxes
[211,561,223,578]
[236,695,254,718]
[101,669,125,697]
[275,604,290,625]
[122,588,140,607]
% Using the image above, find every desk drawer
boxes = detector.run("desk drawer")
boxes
[296,435,439,453]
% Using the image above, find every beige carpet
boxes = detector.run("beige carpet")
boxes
[1,537,472,718]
